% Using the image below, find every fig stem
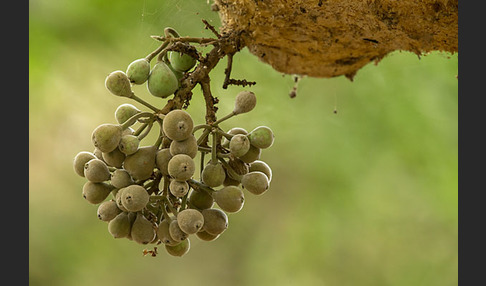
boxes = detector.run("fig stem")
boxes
[150,36,217,46]
[145,39,170,63]
[133,123,148,136]
[128,92,160,112]
[120,111,154,130]
[211,129,218,164]
[162,196,178,216]
[213,111,235,126]
[218,157,242,181]
[137,119,154,141]
[187,179,216,194]
[193,124,212,133]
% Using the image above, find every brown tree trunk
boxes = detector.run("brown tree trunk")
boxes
[213,0,458,80]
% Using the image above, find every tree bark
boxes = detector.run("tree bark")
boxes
[213,0,458,79]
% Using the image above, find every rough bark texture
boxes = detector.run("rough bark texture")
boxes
[213,0,458,79]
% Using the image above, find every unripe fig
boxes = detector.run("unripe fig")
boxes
[241,171,270,195]
[115,103,141,125]
[202,208,228,236]
[167,154,195,181]
[238,144,261,164]
[115,188,129,212]
[73,151,96,177]
[229,134,251,157]
[165,238,190,257]
[162,109,194,141]
[147,61,179,98]
[97,200,122,222]
[223,170,241,187]
[177,209,204,235]
[167,62,184,81]
[169,219,188,242]
[169,51,197,72]
[84,159,111,183]
[170,134,197,158]
[118,135,140,156]
[126,58,150,85]
[123,145,157,181]
[188,189,214,210]
[120,185,150,212]
[169,180,190,197]
[105,70,132,97]
[130,213,156,245]
[82,181,114,205]
[249,160,272,182]
[108,212,131,238]
[91,123,123,153]
[233,90,256,115]
[222,127,248,148]
[227,157,249,176]
[102,147,126,168]
[201,162,226,188]
[157,218,179,246]
[110,169,134,189]
[213,186,245,213]
[155,148,172,175]
[195,230,220,242]
[248,126,275,149]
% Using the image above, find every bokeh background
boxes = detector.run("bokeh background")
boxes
[29,0,458,285]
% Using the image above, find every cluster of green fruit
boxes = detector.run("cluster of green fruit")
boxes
[73,55,274,257]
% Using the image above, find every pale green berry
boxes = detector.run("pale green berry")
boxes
[108,212,131,238]
[202,208,228,236]
[157,218,179,246]
[241,171,269,195]
[169,51,197,72]
[167,61,184,81]
[91,123,123,153]
[97,200,122,222]
[130,213,156,245]
[162,109,194,141]
[248,126,275,149]
[169,134,197,158]
[120,185,150,212]
[201,162,226,188]
[105,70,132,97]
[167,154,195,181]
[177,209,204,235]
[229,134,250,157]
[118,135,139,156]
[195,230,220,242]
[115,188,129,212]
[165,238,190,257]
[169,219,188,242]
[222,127,248,148]
[238,144,261,163]
[155,148,172,176]
[82,181,114,205]
[84,159,110,183]
[110,169,134,189]
[123,145,157,181]
[188,189,214,210]
[73,151,96,177]
[126,58,150,85]
[233,90,256,115]
[249,160,272,182]
[102,147,126,168]
[169,180,189,197]
[115,103,141,125]
[213,186,245,213]
[147,61,179,98]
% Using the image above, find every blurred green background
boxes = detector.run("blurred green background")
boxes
[29,0,458,285]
